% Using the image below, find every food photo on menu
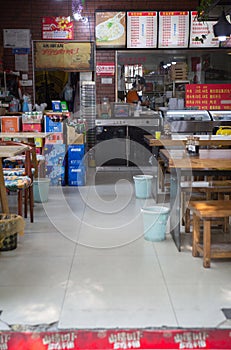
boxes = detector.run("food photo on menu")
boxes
[95,11,126,48]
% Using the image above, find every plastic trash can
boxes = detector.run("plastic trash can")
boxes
[33,178,50,203]
[133,175,153,199]
[141,206,170,242]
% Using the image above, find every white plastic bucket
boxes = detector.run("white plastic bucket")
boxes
[133,175,153,199]
[33,178,50,203]
[141,206,170,241]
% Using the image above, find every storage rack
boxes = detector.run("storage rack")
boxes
[80,81,96,151]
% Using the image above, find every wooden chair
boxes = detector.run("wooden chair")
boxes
[0,141,34,222]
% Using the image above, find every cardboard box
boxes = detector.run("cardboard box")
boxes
[45,165,66,186]
[44,115,63,133]
[68,144,85,161]
[1,116,21,132]
[68,165,86,186]
[45,132,64,144]
[22,123,42,132]
[66,125,85,144]
[44,144,66,166]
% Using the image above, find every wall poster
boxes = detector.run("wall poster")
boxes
[42,17,74,40]
[158,11,189,48]
[189,11,219,48]
[34,41,94,71]
[95,11,126,48]
[127,11,157,48]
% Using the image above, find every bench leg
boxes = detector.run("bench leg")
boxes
[203,220,211,268]
[192,213,200,257]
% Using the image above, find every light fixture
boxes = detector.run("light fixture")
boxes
[213,10,231,41]
[72,0,88,23]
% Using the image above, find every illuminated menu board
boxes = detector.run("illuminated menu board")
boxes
[95,11,126,48]
[158,11,189,48]
[185,84,231,110]
[127,11,157,48]
[189,11,219,48]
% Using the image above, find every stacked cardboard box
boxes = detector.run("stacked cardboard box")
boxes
[67,145,86,186]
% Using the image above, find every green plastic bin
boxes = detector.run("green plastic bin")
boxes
[133,175,153,199]
[33,178,50,203]
[141,206,170,242]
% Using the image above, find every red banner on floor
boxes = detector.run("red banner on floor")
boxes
[1,328,231,349]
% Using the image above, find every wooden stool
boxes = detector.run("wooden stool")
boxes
[188,200,231,268]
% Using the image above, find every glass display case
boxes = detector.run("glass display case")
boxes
[165,109,213,134]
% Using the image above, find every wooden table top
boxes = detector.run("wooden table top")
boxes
[0,144,30,158]
[0,132,52,139]
[145,134,231,147]
[160,149,231,169]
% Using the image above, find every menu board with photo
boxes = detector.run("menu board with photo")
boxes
[95,11,126,48]
[189,11,219,48]
[127,11,157,48]
[158,11,189,48]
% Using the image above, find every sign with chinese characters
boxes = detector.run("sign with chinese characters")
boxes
[1,328,231,349]
[189,11,219,48]
[158,11,189,48]
[42,17,74,40]
[34,42,94,71]
[95,11,126,48]
[127,11,157,48]
[185,84,231,110]
[96,62,115,76]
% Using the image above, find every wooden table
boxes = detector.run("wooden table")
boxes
[0,144,30,214]
[145,134,231,148]
[159,149,231,251]
[0,132,52,177]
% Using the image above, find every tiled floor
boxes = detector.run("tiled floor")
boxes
[1,168,231,331]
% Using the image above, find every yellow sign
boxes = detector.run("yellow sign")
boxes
[34,41,94,71]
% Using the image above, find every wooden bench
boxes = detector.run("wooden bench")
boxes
[181,180,231,232]
[188,200,231,268]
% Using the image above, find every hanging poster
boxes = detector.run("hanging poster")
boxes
[42,17,74,40]
[189,11,219,48]
[158,11,189,48]
[95,11,126,48]
[127,11,157,48]
[185,84,231,110]
[34,41,94,71]
[3,29,31,48]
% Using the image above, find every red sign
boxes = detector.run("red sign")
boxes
[96,62,115,76]
[42,17,74,40]
[1,328,231,349]
[185,84,231,110]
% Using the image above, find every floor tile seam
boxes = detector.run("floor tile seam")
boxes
[152,243,180,327]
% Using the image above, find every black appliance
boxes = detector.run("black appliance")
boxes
[95,113,162,170]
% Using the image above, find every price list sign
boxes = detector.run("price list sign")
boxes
[189,11,219,48]
[127,11,157,48]
[158,11,189,48]
[185,84,231,110]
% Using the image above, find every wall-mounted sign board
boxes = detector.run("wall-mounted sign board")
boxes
[189,11,219,48]
[158,11,189,48]
[34,41,94,71]
[95,11,126,48]
[185,84,231,110]
[3,29,31,48]
[42,17,74,40]
[127,11,158,48]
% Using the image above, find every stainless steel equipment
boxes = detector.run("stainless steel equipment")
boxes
[165,109,213,134]
[95,112,162,170]
[80,81,96,150]
[209,110,231,131]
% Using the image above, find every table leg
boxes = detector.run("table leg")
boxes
[192,213,200,257]
[203,220,211,268]
[170,167,181,251]
[0,158,9,213]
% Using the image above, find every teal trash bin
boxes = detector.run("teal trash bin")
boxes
[141,206,170,242]
[33,178,50,203]
[133,175,153,199]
